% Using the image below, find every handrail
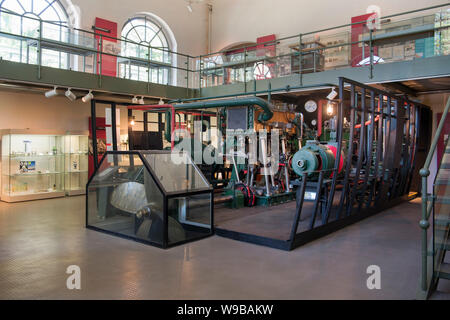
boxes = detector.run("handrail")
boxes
[0,8,194,58]
[197,3,450,58]
[419,96,450,292]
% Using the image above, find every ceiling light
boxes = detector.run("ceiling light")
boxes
[82,90,94,103]
[139,96,145,105]
[65,88,77,101]
[327,101,334,116]
[159,98,165,105]
[132,96,138,104]
[45,86,59,98]
[327,88,338,101]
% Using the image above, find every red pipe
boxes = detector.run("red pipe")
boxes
[354,115,380,129]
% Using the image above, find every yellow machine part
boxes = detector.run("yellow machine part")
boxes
[254,110,297,133]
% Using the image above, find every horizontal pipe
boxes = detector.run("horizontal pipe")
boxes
[173,96,274,122]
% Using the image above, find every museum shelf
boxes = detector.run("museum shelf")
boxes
[0,129,65,202]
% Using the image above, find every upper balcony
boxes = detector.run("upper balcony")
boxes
[0,4,449,101]
[197,3,450,98]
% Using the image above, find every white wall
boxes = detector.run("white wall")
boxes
[71,0,209,56]
[209,0,447,52]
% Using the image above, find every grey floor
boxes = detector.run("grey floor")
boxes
[0,196,448,300]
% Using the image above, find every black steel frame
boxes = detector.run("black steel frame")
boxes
[216,77,431,251]
[86,150,214,249]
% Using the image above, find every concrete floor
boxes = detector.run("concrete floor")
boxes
[0,196,448,300]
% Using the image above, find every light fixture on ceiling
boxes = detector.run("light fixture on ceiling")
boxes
[82,90,94,103]
[132,96,138,104]
[139,96,145,105]
[158,98,165,105]
[45,86,59,98]
[65,88,77,101]
[327,101,334,116]
[327,87,338,101]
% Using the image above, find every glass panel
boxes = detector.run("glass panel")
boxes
[433,140,450,275]
[64,135,89,193]
[168,193,212,246]
[143,152,210,193]
[1,134,64,198]
[87,153,165,245]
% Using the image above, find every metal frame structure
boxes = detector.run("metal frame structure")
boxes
[86,150,214,249]
[216,77,431,251]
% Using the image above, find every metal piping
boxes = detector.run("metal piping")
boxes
[173,97,273,122]
[164,97,275,140]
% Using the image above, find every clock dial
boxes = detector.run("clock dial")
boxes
[305,100,318,113]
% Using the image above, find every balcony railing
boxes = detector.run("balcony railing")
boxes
[0,4,449,93]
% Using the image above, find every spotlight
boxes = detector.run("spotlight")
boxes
[138,96,145,105]
[132,96,138,104]
[327,101,334,116]
[158,98,165,105]
[82,90,94,103]
[45,86,59,98]
[327,87,338,101]
[65,88,77,101]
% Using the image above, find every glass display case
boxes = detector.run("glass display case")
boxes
[64,134,89,196]
[87,151,213,248]
[1,130,65,202]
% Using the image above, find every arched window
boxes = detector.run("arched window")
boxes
[0,0,69,68]
[121,15,172,84]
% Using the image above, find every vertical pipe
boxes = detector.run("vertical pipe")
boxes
[260,135,271,196]
[281,138,290,193]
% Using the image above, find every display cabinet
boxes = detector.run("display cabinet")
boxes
[64,133,89,196]
[87,151,213,248]
[0,130,66,202]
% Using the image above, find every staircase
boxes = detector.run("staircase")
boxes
[418,97,450,299]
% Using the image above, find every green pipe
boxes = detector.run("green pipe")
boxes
[165,97,274,143]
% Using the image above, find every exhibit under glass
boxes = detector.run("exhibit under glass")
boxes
[1,132,65,202]
[86,150,213,248]
[64,134,89,196]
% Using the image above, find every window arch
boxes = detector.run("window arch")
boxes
[121,15,172,85]
[0,0,69,67]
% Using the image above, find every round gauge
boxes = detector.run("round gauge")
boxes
[311,119,317,126]
[305,100,318,113]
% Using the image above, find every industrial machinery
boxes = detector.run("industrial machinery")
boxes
[87,77,431,251]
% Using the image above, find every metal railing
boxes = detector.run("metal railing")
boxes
[196,3,450,89]
[419,96,450,293]
[0,3,449,92]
